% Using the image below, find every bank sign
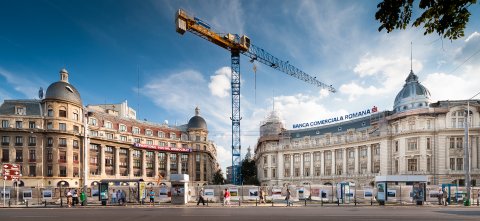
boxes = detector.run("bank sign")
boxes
[133,143,192,153]
[292,106,378,129]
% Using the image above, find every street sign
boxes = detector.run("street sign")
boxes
[1,164,21,181]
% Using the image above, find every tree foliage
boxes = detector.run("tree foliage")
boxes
[375,0,477,40]
[212,169,226,185]
[241,158,259,185]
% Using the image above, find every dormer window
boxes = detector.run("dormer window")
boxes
[15,106,26,115]
[89,118,97,126]
[146,129,153,136]
[105,121,113,129]
[158,131,165,138]
[132,127,140,134]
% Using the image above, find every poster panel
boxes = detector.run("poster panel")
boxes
[376,183,386,201]
[298,187,305,200]
[229,187,239,201]
[23,189,33,200]
[321,190,329,199]
[248,188,258,200]
[1,189,10,199]
[159,187,169,198]
[271,188,282,199]
[139,182,146,200]
[364,189,373,199]
[387,189,396,201]
[171,184,184,197]
[42,190,53,200]
[412,183,425,202]
[204,189,215,200]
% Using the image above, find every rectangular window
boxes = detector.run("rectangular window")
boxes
[47,149,53,161]
[29,149,36,161]
[146,140,153,145]
[47,109,53,117]
[28,137,36,146]
[395,141,399,152]
[407,138,417,151]
[47,165,53,177]
[294,154,300,163]
[263,169,268,178]
[450,138,455,149]
[59,110,67,118]
[426,157,431,172]
[15,136,23,146]
[294,168,300,177]
[106,133,114,140]
[146,129,153,136]
[59,150,67,162]
[120,136,127,142]
[29,165,36,176]
[59,166,67,177]
[272,168,276,178]
[304,167,310,177]
[119,124,127,132]
[29,121,36,129]
[134,138,141,143]
[16,121,23,129]
[1,120,9,128]
[263,156,268,164]
[47,122,53,130]
[456,137,463,148]
[426,138,431,150]
[89,118,97,126]
[59,138,67,147]
[47,137,53,147]
[456,158,463,171]
[16,149,23,162]
[325,152,332,160]
[105,121,112,129]
[349,150,355,159]
[59,123,66,131]
[272,155,276,164]
[284,168,290,177]
[407,159,417,171]
[2,136,10,145]
[2,149,9,161]
[73,140,79,149]
[450,158,455,170]
[133,127,140,134]
[303,153,310,162]
[315,167,321,176]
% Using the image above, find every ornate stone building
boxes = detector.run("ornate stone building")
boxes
[255,70,480,187]
[0,69,219,188]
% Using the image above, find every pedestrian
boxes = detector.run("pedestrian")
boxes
[197,188,205,206]
[285,188,291,207]
[111,189,117,205]
[66,189,73,208]
[80,189,86,206]
[223,188,230,206]
[442,188,448,206]
[121,190,127,206]
[259,188,265,204]
[149,189,155,206]
[437,188,442,205]
[72,189,79,207]
[116,190,122,205]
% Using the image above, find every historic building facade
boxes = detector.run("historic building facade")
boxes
[0,69,219,188]
[255,70,480,187]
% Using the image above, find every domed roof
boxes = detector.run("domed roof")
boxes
[187,107,207,130]
[45,69,82,105]
[393,70,431,113]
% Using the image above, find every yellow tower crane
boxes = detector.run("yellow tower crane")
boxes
[176,9,335,184]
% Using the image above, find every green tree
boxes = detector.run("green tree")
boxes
[241,158,260,185]
[375,0,477,40]
[212,169,226,185]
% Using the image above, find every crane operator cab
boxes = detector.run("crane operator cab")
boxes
[240,35,250,51]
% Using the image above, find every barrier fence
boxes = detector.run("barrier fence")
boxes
[2,184,480,207]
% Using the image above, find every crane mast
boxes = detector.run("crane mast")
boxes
[176,9,335,184]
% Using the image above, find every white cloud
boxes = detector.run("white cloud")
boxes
[0,66,45,99]
[208,67,231,98]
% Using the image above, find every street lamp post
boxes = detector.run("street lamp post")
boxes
[59,181,65,207]
[464,91,480,206]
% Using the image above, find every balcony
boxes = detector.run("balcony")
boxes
[59,144,67,148]
[28,159,36,163]
[73,160,79,164]
[1,142,9,146]
[58,159,67,163]
[15,143,23,146]
[1,158,9,162]
[15,158,23,163]
[28,143,36,147]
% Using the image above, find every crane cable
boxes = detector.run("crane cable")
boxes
[253,62,257,104]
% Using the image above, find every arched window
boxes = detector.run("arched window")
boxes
[59,106,67,118]
[47,106,54,117]
[72,110,79,121]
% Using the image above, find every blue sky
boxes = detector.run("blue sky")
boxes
[1,0,480,172]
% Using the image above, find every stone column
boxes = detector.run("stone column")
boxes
[128,149,134,179]
[66,144,73,177]
[290,154,294,178]
[331,150,336,175]
[445,137,450,170]
[278,152,284,179]
[154,152,159,178]
[310,152,314,177]
[367,145,372,173]
[178,154,183,174]
[100,145,105,176]
[300,153,304,177]
[166,153,171,180]
[342,149,347,175]
[115,147,120,178]
[419,138,427,172]
[320,151,325,175]
[142,150,147,177]
[354,147,359,174]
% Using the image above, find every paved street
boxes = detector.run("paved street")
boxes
[1,206,480,221]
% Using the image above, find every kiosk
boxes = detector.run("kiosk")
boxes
[375,175,427,205]
[170,174,189,205]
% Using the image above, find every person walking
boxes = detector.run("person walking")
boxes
[149,189,155,206]
[442,188,448,206]
[116,190,122,205]
[121,190,127,206]
[259,188,265,204]
[66,189,73,208]
[111,189,117,205]
[72,189,79,207]
[223,188,230,206]
[197,188,206,206]
[437,188,443,205]
[80,190,86,206]
[285,188,291,207]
